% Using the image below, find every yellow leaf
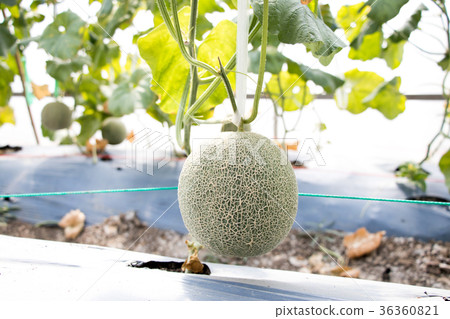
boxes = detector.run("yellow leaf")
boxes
[31,82,51,100]
[0,106,15,125]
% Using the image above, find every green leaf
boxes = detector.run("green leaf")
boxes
[222,0,237,10]
[46,56,91,82]
[78,77,105,109]
[249,46,286,74]
[76,113,102,145]
[0,106,14,125]
[337,2,370,43]
[0,61,14,106]
[196,14,214,41]
[0,23,17,57]
[439,150,450,192]
[320,4,337,31]
[396,162,429,191]
[108,82,139,116]
[39,11,85,59]
[130,68,149,86]
[91,41,120,70]
[251,0,345,66]
[337,68,384,114]
[438,53,450,71]
[0,0,17,6]
[41,124,55,141]
[142,85,174,125]
[389,5,426,43]
[266,71,313,111]
[362,77,406,119]
[250,28,280,49]
[381,39,406,69]
[366,0,409,25]
[59,135,74,145]
[287,59,344,94]
[348,30,383,61]
[199,0,224,15]
[98,0,113,18]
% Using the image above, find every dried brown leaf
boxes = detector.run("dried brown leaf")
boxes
[126,130,135,143]
[31,82,51,100]
[58,209,86,239]
[343,227,385,259]
[86,139,108,153]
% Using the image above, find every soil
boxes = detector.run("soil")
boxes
[1,211,449,290]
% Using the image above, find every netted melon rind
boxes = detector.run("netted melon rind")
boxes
[101,118,127,145]
[178,132,298,257]
[41,102,72,131]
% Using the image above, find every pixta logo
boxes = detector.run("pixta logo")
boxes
[126,128,173,175]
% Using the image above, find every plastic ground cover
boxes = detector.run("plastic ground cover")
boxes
[0,146,449,241]
[1,235,449,301]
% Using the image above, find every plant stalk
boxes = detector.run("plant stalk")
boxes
[14,51,40,145]
[183,20,262,122]
[243,0,269,124]
[175,74,191,148]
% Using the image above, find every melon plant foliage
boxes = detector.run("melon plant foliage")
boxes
[0,0,449,191]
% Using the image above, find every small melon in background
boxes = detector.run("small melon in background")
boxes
[41,101,72,131]
[101,117,127,145]
[178,132,298,257]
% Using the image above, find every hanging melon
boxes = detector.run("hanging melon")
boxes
[178,132,298,257]
[101,117,127,145]
[41,102,72,131]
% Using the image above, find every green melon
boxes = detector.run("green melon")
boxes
[178,132,298,257]
[41,102,72,131]
[101,118,127,145]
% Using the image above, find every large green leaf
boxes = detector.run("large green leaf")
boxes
[39,11,85,59]
[365,0,409,25]
[338,68,384,114]
[382,39,406,69]
[76,113,102,145]
[287,59,344,94]
[138,7,236,118]
[0,23,16,57]
[108,82,140,116]
[439,150,450,192]
[141,84,175,125]
[0,0,17,5]
[266,71,313,111]
[362,77,406,119]
[249,46,286,74]
[389,5,426,43]
[0,61,14,106]
[46,56,91,82]
[251,0,345,66]
[0,105,14,126]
